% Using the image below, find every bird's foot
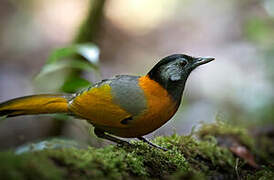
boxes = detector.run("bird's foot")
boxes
[138,137,168,151]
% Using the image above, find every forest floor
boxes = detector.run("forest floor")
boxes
[0,121,273,180]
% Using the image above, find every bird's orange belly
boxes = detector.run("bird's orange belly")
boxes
[105,102,178,138]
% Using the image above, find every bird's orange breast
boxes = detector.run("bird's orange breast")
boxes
[108,75,179,137]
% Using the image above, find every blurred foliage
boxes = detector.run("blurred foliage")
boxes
[35,43,100,93]
[75,0,105,43]
[229,3,274,127]
[244,4,274,79]
[34,0,106,93]
[46,43,99,65]
[245,17,274,45]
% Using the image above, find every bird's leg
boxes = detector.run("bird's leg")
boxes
[138,137,168,151]
[94,128,130,146]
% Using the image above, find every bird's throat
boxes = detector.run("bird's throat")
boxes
[142,75,185,105]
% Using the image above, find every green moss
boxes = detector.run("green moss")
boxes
[129,136,190,177]
[246,166,274,180]
[198,120,254,148]
[167,171,206,180]
[0,122,273,179]
[0,138,189,180]
[0,151,65,180]
[157,134,236,179]
[253,132,274,166]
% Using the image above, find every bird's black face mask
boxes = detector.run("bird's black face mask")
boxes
[148,54,214,101]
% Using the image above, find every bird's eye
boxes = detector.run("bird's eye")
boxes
[180,61,187,67]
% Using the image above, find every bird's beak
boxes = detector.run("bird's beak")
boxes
[192,56,215,68]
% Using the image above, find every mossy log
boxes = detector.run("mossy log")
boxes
[0,122,273,180]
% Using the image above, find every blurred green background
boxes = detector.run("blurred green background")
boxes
[0,0,273,150]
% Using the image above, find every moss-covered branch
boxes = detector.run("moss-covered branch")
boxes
[0,122,273,180]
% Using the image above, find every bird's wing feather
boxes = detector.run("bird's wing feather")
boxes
[69,75,147,128]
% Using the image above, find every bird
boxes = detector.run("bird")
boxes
[0,54,214,150]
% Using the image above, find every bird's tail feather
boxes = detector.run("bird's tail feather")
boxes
[0,94,70,117]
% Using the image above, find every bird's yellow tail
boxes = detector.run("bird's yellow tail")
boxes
[0,94,70,117]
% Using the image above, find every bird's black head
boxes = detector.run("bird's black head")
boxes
[148,54,214,102]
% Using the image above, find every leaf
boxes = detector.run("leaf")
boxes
[230,145,259,168]
[35,59,95,80]
[47,43,100,66]
[77,44,100,65]
[61,76,91,93]
[46,46,77,64]
[35,43,100,93]
[215,136,259,168]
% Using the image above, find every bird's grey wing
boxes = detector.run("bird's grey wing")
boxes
[110,75,147,117]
